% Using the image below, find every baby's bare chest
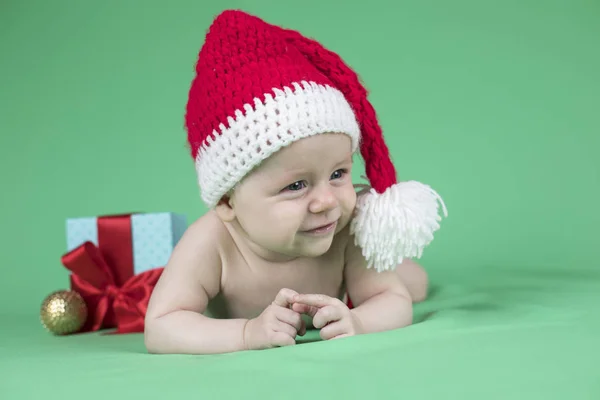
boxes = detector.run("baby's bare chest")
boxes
[208,257,346,319]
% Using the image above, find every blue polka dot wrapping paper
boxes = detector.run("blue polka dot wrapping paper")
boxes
[65,212,187,277]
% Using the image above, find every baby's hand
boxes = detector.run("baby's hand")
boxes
[243,288,306,350]
[292,294,363,340]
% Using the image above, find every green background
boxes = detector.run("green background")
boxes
[1,0,599,398]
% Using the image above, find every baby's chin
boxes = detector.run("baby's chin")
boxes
[291,235,336,258]
[297,245,332,258]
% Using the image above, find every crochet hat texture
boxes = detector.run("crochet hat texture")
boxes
[185,10,447,272]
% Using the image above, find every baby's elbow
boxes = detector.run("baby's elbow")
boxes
[389,292,413,328]
[144,333,158,354]
[143,318,165,354]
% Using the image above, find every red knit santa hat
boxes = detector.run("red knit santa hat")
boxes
[185,10,447,272]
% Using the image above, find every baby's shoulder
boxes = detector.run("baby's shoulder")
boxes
[169,211,234,292]
[166,211,235,274]
[184,210,234,252]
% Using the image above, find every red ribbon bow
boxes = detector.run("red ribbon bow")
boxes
[61,214,163,334]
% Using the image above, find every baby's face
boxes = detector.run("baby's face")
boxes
[227,132,357,260]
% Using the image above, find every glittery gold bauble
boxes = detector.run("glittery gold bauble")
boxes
[40,290,88,335]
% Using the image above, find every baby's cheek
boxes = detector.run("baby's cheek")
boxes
[342,186,357,210]
[271,207,305,231]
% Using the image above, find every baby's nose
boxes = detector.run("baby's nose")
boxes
[309,187,338,213]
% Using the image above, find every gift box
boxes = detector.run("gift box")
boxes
[66,212,187,284]
[60,212,187,333]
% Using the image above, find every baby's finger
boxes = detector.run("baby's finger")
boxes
[331,334,350,340]
[274,321,298,339]
[319,321,347,341]
[298,319,306,336]
[272,288,299,308]
[275,306,304,332]
[292,302,319,317]
[271,331,296,347]
[293,294,339,308]
[313,305,342,329]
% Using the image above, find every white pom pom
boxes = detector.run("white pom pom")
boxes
[349,181,448,273]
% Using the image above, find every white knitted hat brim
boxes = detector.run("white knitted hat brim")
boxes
[195,80,361,208]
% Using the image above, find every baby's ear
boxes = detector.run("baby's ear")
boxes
[214,195,236,222]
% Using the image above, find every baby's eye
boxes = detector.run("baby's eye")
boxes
[285,181,306,191]
[330,169,347,180]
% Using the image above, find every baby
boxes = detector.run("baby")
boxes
[144,10,447,355]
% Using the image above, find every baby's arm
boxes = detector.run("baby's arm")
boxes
[144,216,247,355]
[343,235,414,333]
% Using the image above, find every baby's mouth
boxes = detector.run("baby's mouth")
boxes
[301,221,337,235]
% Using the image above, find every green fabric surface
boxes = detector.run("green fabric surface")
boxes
[3,266,599,399]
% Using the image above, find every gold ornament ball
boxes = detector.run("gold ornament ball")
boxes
[40,290,88,335]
